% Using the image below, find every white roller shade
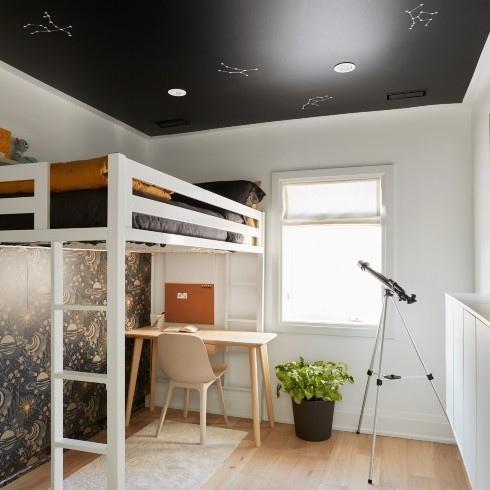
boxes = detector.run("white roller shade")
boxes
[283,178,381,224]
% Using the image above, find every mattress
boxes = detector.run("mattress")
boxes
[0,188,245,244]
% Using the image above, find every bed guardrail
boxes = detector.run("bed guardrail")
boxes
[0,162,50,229]
[0,155,264,253]
[109,154,265,250]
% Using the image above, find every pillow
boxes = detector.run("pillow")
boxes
[0,156,172,201]
[171,180,265,225]
[0,179,34,195]
[0,156,108,195]
[51,156,108,192]
[133,179,173,201]
[197,180,265,207]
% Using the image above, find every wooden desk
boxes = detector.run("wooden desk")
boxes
[125,326,277,447]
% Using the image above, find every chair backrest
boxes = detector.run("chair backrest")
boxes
[157,333,217,384]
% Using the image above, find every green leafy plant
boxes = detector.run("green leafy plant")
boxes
[275,357,354,404]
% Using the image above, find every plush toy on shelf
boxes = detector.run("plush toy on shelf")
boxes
[11,138,38,163]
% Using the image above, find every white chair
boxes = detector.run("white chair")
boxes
[155,333,228,444]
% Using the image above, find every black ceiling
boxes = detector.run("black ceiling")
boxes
[1,1,489,136]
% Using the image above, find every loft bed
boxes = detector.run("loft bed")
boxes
[0,154,265,253]
[0,153,265,490]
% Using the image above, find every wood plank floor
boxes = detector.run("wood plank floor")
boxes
[6,408,470,490]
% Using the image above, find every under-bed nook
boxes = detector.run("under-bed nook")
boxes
[0,153,269,489]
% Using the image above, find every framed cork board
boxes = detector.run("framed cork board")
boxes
[165,283,214,325]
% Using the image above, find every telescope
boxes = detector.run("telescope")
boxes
[357,260,416,304]
[356,260,449,486]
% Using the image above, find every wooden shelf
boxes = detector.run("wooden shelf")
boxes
[0,156,19,166]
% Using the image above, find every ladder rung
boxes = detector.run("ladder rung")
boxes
[54,370,107,384]
[54,304,107,312]
[55,438,107,455]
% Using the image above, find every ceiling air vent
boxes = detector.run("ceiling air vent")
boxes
[155,118,189,129]
[387,89,426,101]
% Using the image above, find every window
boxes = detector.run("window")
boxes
[272,166,392,335]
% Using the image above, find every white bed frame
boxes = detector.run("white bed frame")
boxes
[0,153,265,489]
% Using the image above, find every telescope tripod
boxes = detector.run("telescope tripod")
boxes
[357,288,450,485]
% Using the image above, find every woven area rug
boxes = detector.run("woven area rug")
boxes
[63,419,247,489]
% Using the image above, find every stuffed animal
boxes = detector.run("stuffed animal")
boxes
[11,138,37,163]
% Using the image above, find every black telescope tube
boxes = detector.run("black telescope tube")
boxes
[357,261,417,304]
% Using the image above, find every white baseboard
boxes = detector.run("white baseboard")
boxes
[329,406,454,444]
[151,379,455,444]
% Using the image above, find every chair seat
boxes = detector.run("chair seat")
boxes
[212,364,227,378]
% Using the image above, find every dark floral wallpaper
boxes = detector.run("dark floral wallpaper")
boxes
[0,248,151,487]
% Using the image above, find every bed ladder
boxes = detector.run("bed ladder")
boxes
[50,241,108,488]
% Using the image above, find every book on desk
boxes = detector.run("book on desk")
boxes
[162,325,200,333]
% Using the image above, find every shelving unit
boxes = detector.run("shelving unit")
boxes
[229,281,257,288]
[227,318,257,327]
[224,254,260,332]
[223,254,264,395]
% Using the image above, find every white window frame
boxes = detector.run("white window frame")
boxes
[268,164,394,337]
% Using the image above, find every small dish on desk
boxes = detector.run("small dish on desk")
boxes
[161,325,199,333]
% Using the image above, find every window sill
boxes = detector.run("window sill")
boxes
[271,321,383,338]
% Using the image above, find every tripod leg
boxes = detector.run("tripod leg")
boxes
[390,298,452,425]
[357,292,389,434]
[368,291,390,485]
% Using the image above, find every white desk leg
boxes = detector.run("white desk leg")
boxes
[249,346,261,447]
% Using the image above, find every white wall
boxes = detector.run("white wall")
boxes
[0,61,148,163]
[473,105,490,292]
[467,36,490,292]
[148,104,474,441]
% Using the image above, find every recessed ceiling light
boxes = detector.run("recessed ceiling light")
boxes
[334,62,356,74]
[168,88,187,97]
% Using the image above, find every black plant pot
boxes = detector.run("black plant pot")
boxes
[292,399,335,441]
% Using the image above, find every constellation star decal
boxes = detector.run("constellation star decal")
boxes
[24,11,72,37]
[301,95,333,110]
[405,4,438,30]
[217,62,258,77]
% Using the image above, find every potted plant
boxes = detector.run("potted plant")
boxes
[275,357,354,441]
